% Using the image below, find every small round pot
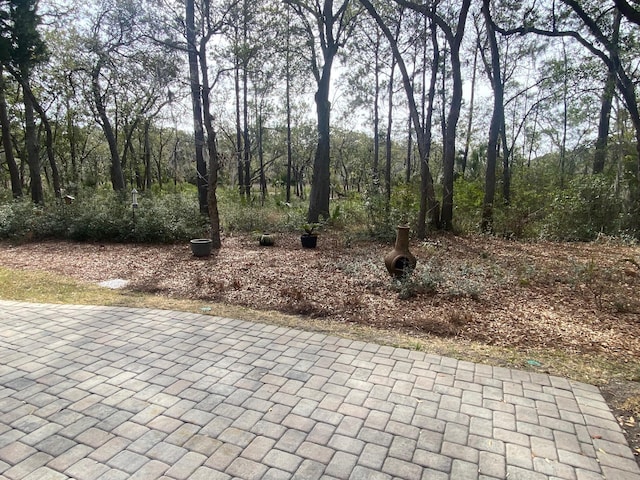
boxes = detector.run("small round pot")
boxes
[259,233,275,246]
[190,238,213,257]
[301,234,318,249]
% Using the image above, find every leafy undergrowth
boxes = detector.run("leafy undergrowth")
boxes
[1,233,639,463]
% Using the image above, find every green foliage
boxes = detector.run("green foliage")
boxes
[363,186,393,240]
[390,183,419,227]
[363,182,421,242]
[0,190,207,242]
[132,194,209,242]
[301,222,320,235]
[0,199,44,240]
[453,178,484,233]
[323,192,369,233]
[493,166,557,238]
[0,0,48,69]
[391,262,442,300]
[2,166,637,245]
[61,193,131,241]
[541,175,622,241]
[217,188,307,233]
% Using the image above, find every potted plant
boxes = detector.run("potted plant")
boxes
[300,223,320,248]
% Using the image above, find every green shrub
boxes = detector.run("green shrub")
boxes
[391,261,442,299]
[0,199,41,240]
[133,194,208,242]
[66,193,133,241]
[541,175,622,241]
[363,182,420,242]
[217,189,308,233]
[363,187,393,240]
[453,178,484,234]
[491,166,558,238]
[0,190,208,243]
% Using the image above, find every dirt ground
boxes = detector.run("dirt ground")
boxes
[1,233,639,462]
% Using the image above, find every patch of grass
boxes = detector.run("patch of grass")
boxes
[1,266,639,388]
[0,267,123,305]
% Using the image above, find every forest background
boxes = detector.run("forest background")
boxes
[0,0,640,244]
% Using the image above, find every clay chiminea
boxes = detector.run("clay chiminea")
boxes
[384,225,417,278]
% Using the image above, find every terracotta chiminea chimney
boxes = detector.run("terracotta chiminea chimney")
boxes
[384,225,417,278]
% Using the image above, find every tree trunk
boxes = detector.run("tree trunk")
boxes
[23,81,43,204]
[144,120,152,190]
[373,27,381,187]
[234,41,244,197]
[441,45,463,230]
[308,58,334,223]
[258,114,266,204]
[243,65,251,198]
[481,0,504,233]
[199,46,221,248]
[23,82,61,198]
[417,13,441,236]
[0,70,22,198]
[593,12,620,174]
[186,0,208,215]
[92,60,125,192]
[385,56,395,207]
[406,115,412,183]
[285,5,293,203]
[462,41,478,176]
[440,0,471,231]
[206,128,221,249]
[155,128,165,189]
[593,67,615,174]
[121,118,143,187]
[242,7,251,199]
[66,100,78,184]
[502,126,511,204]
[286,73,293,203]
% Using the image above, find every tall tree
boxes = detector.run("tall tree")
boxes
[183,0,239,247]
[76,0,181,193]
[285,4,293,202]
[186,0,208,214]
[396,0,471,230]
[360,0,440,234]
[493,1,640,196]
[461,33,479,178]
[200,31,222,249]
[480,0,504,233]
[285,0,361,223]
[0,67,21,197]
[0,0,48,203]
[593,10,621,174]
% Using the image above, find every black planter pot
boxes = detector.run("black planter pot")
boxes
[300,234,318,249]
[190,238,213,257]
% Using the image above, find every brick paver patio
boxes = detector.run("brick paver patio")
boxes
[0,300,638,479]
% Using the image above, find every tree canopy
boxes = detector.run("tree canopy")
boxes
[1,0,640,242]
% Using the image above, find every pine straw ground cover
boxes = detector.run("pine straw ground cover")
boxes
[0,233,639,462]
